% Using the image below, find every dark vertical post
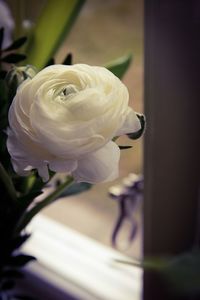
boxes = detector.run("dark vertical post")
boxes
[143,1,200,299]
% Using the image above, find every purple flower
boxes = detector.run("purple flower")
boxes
[109,174,144,248]
[0,0,14,48]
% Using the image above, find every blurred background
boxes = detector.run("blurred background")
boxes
[7,0,144,258]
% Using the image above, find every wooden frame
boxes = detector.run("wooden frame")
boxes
[143,0,200,299]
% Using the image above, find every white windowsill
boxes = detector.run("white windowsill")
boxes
[22,215,142,300]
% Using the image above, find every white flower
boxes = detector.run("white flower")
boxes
[7,64,141,183]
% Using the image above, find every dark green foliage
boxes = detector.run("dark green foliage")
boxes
[0,71,7,80]
[24,0,85,69]
[4,37,27,52]
[45,57,55,67]
[1,54,27,64]
[127,114,146,140]
[6,74,18,105]
[106,54,132,79]
[9,235,31,252]
[127,250,200,296]
[62,53,72,65]
[0,28,4,50]
[18,192,43,208]
[7,255,36,268]
[160,251,200,295]
[0,79,8,129]
[0,32,27,66]
[0,73,18,172]
[119,145,132,150]
[58,181,92,199]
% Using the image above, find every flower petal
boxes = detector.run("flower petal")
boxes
[49,159,77,173]
[73,141,120,183]
[7,129,48,181]
[38,164,49,182]
[11,159,31,177]
[116,107,141,136]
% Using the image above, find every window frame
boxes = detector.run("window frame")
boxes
[22,215,142,300]
[143,0,200,298]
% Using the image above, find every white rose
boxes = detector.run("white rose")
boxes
[7,64,141,183]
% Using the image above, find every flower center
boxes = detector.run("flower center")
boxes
[60,84,79,101]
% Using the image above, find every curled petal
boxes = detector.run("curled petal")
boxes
[73,141,120,184]
[7,129,47,179]
[116,107,141,136]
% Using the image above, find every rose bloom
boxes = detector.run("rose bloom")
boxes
[7,64,141,183]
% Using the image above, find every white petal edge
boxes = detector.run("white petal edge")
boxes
[73,141,120,184]
[49,159,78,173]
[7,129,47,181]
[116,107,141,136]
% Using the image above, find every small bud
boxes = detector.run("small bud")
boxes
[5,65,37,103]
[6,65,37,85]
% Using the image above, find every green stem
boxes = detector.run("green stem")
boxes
[0,162,17,203]
[13,0,25,38]
[15,176,74,234]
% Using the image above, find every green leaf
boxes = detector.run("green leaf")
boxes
[161,251,200,295]
[1,53,27,64]
[45,57,55,67]
[119,145,133,150]
[58,182,92,199]
[62,53,72,65]
[0,163,17,204]
[10,234,31,251]
[0,79,8,106]
[8,255,36,267]
[6,74,18,105]
[106,54,132,79]
[0,27,4,50]
[18,191,43,208]
[139,251,200,296]
[116,251,200,296]
[28,172,51,195]
[127,114,146,140]
[15,176,74,234]
[25,0,85,69]
[4,37,27,52]
[0,70,7,79]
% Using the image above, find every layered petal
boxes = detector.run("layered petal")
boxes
[7,63,142,183]
[7,128,49,180]
[115,107,141,136]
[49,159,77,173]
[73,141,120,183]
